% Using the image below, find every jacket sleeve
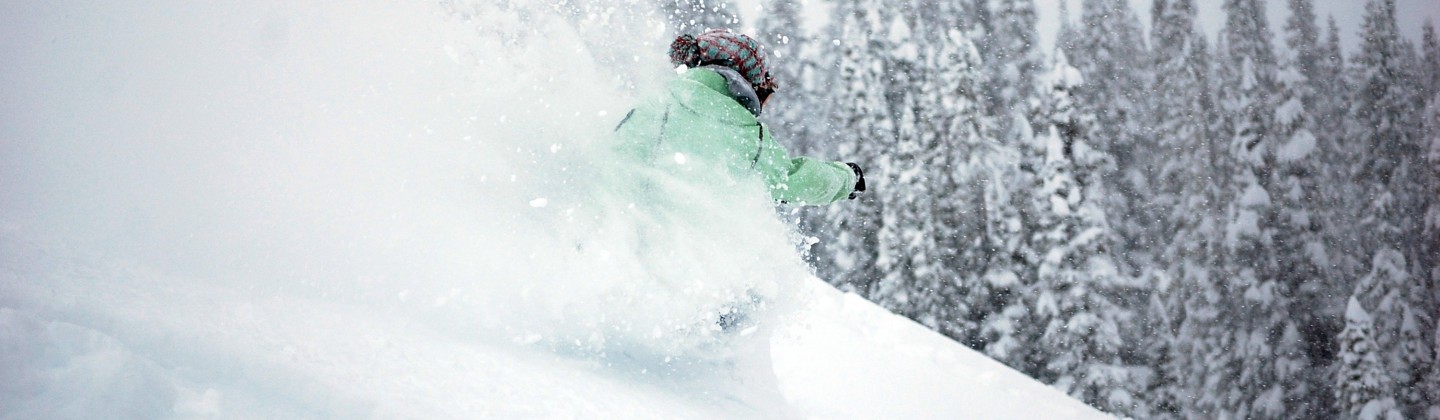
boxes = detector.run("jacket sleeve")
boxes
[755,128,857,205]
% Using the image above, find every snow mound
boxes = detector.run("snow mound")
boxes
[0,230,1105,418]
[0,308,179,419]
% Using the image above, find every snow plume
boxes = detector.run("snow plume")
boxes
[1,0,809,382]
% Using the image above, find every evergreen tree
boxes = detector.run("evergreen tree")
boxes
[1353,0,1423,254]
[1026,50,1137,415]
[864,0,1004,353]
[1194,1,1317,417]
[872,12,931,323]
[1065,5,1154,401]
[1145,0,1219,415]
[1351,2,1434,413]
[1315,15,1362,298]
[1335,296,1405,420]
[982,6,1048,354]
[1427,317,1440,419]
[1141,268,1183,419]
[1422,21,1439,96]
[1271,46,1330,418]
[1315,16,1349,133]
[872,2,1013,355]
[1068,0,1154,271]
[1420,29,1440,363]
[1354,248,1435,417]
[1283,0,1322,85]
[1275,3,1341,416]
[1320,16,1346,98]
[942,4,1031,337]
[1055,0,1078,53]
[820,0,889,294]
[985,0,1044,134]
[1278,4,1345,368]
[1428,79,1440,420]
[754,0,811,152]
[1217,0,1276,160]
[912,14,991,346]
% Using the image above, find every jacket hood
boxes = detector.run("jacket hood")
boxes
[674,67,763,121]
[701,66,763,117]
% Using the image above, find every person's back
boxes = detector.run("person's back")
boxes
[612,29,865,206]
[582,32,868,410]
[596,28,868,345]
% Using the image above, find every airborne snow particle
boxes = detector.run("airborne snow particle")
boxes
[530,198,549,208]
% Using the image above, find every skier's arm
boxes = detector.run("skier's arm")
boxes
[756,129,863,205]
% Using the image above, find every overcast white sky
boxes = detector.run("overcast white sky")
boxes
[736,0,1438,56]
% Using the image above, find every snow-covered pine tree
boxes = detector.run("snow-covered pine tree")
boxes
[754,0,811,153]
[1354,248,1436,417]
[1283,0,1321,89]
[1140,268,1182,420]
[1410,29,1440,420]
[958,0,994,55]
[1026,50,1137,415]
[976,145,1032,367]
[820,0,890,295]
[1271,45,1331,418]
[980,5,1047,359]
[892,7,993,346]
[1201,1,1316,417]
[1429,324,1440,420]
[1420,27,1440,360]
[984,0,1043,135]
[1421,20,1439,97]
[1319,16,1347,106]
[660,0,740,35]
[1054,0,1078,53]
[912,16,1005,353]
[1279,0,1346,329]
[1217,0,1276,171]
[934,5,1031,326]
[1145,0,1220,416]
[1352,2,1435,414]
[1314,15,1349,137]
[871,12,932,324]
[1427,87,1440,420]
[1335,296,1406,420]
[1353,0,1423,257]
[1322,16,1345,85]
[1314,14,1364,293]
[1068,0,1153,271]
[1277,2,1346,415]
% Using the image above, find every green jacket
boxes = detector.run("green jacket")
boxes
[612,68,857,205]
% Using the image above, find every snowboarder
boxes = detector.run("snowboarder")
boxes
[612,28,866,205]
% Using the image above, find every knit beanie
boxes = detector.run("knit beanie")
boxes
[668,29,778,97]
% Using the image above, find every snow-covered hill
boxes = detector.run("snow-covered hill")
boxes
[1,1,1106,418]
[0,231,1103,418]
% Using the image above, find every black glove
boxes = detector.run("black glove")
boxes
[846,162,866,199]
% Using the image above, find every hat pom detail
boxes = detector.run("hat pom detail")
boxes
[668,34,702,68]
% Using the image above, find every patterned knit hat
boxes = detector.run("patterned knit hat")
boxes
[668,29,778,97]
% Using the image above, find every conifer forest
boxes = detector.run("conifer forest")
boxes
[668,0,1440,417]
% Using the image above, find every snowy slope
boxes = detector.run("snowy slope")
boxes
[0,231,1103,419]
[1,1,1106,418]
[772,280,1107,419]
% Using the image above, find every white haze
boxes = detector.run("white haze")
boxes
[0,0,814,360]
